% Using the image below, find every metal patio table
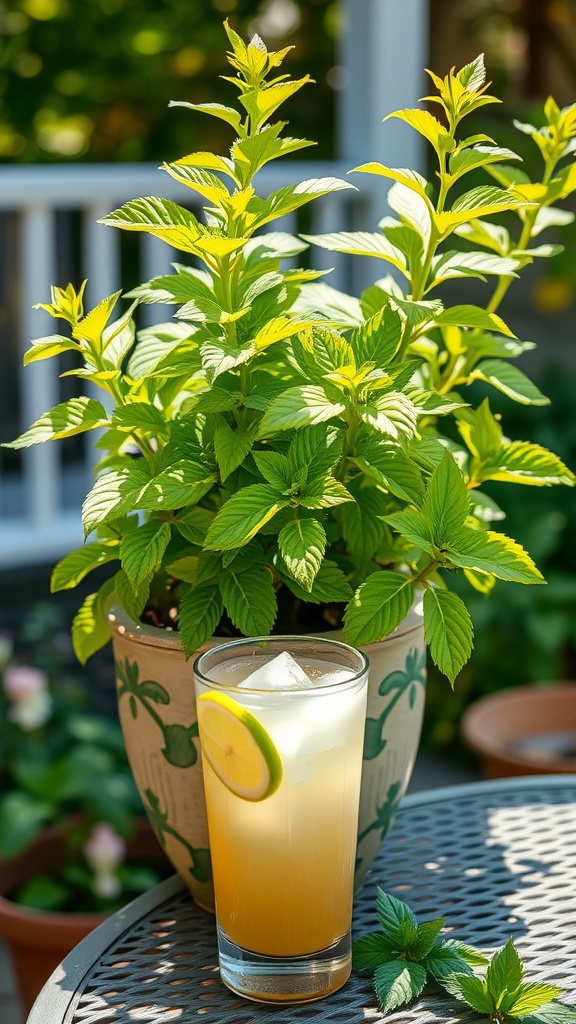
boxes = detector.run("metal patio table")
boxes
[28,776,576,1023]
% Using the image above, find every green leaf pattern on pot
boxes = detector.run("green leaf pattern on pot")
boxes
[161,723,200,768]
[363,648,426,760]
[356,781,403,873]
[115,657,200,768]
[143,787,211,883]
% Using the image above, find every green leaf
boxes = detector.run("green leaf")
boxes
[304,230,406,269]
[456,397,503,459]
[429,249,520,287]
[289,425,343,478]
[16,875,70,911]
[448,528,545,584]
[72,578,115,663]
[508,983,564,1016]
[220,566,277,636]
[200,340,255,383]
[300,475,353,509]
[457,53,487,90]
[352,932,395,970]
[354,441,425,504]
[73,290,122,346]
[82,463,150,537]
[51,542,119,592]
[214,421,257,482]
[384,509,435,555]
[522,1001,576,1024]
[385,107,452,158]
[23,333,82,366]
[435,304,515,338]
[411,918,446,958]
[487,938,524,1001]
[114,569,150,622]
[0,792,53,859]
[205,484,288,551]
[170,100,242,132]
[422,449,470,545]
[471,359,549,406]
[259,386,346,436]
[99,197,207,252]
[173,507,215,546]
[249,177,355,229]
[373,960,426,1013]
[424,944,474,980]
[423,587,474,684]
[387,183,432,247]
[4,397,108,449]
[482,441,576,487]
[448,144,521,181]
[344,572,414,647]
[352,162,429,198]
[350,303,404,366]
[280,559,352,604]
[341,488,387,568]
[435,185,525,236]
[178,584,223,659]
[137,460,215,511]
[252,450,292,491]
[357,391,419,440]
[293,281,363,328]
[441,972,494,1013]
[111,404,169,436]
[120,520,171,589]
[374,888,418,946]
[442,938,490,966]
[278,519,326,591]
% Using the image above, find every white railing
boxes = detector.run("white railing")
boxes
[0,162,386,568]
[0,0,429,568]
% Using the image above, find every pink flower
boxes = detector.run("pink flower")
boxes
[84,823,127,900]
[4,665,47,700]
[3,665,52,730]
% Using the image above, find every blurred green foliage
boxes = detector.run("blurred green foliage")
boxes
[0,0,337,162]
[424,366,576,755]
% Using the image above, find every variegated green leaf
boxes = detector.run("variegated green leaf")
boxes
[4,397,108,449]
[424,587,474,684]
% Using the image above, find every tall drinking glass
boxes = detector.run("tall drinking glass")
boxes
[193,635,368,1004]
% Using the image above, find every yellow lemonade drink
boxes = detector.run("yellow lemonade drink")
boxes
[194,637,368,1004]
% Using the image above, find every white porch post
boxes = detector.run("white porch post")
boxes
[338,0,429,168]
[337,0,429,288]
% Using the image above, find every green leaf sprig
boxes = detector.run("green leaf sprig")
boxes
[353,888,488,1013]
[354,889,576,1024]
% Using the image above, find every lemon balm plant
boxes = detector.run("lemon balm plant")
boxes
[7,37,574,681]
[4,27,576,899]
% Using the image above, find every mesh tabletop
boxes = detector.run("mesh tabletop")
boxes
[29,776,576,1024]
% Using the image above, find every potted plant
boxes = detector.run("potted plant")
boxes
[4,25,575,904]
[0,604,170,1012]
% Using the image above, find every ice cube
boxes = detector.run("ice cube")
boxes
[317,668,355,686]
[237,651,312,690]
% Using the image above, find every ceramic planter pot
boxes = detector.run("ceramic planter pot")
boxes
[461,682,576,778]
[0,818,168,1014]
[108,600,426,908]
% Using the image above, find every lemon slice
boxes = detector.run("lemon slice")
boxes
[197,692,283,801]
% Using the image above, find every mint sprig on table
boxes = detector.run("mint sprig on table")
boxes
[353,889,576,1022]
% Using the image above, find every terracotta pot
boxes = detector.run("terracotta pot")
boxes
[0,818,168,1014]
[461,682,576,779]
[108,599,426,906]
